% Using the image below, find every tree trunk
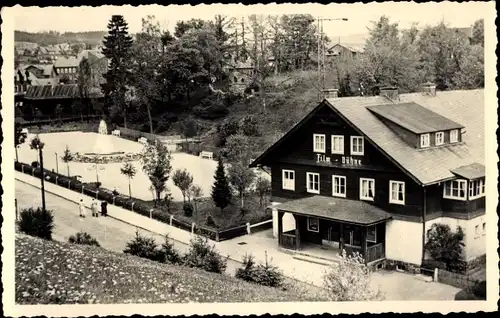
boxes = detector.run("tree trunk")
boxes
[147,105,153,134]
[128,179,132,198]
[240,193,245,208]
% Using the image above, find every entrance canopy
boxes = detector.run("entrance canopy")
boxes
[276,196,392,226]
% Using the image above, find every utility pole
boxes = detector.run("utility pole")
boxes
[316,17,348,100]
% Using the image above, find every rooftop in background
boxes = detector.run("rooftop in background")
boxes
[367,102,464,134]
[54,56,79,68]
[24,84,103,100]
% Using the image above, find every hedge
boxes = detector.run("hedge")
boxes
[14,161,260,242]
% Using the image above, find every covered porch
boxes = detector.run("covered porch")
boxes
[276,196,391,264]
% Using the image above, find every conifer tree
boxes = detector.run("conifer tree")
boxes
[101,15,134,127]
[211,158,232,212]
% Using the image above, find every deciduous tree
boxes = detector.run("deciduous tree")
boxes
[425,223,465,272]
[172,168,194,203]
[228,162,256,208]
[120,162,137,198]
[15,120,27,162]
[61,145,73,177]
[140,141,172,207]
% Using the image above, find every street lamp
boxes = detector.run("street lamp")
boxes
[54,152,59,174]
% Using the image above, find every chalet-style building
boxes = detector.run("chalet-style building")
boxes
[326,43,364,60]
[250,86,485,268]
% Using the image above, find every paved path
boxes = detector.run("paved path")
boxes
[15,172,461,300]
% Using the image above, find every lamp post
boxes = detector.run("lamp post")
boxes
[30,135,46,212]
[54,152,59,174]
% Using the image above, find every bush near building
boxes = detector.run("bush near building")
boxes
[236,253,284,288]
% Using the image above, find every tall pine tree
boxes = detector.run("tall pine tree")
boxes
[211,158,232,212]
[102,15,134,127]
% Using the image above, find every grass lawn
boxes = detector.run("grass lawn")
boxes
[147,193,272,230]
[15,233,328,304]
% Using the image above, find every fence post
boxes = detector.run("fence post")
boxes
[434,268,438,282]
[215,231,220,242]
[32,169,35,177]
[169,215,173,226]
[55,176,58,186]
[149,209,153,219]
[113,196,116,205]
[68,181,71,189]
[96,191,99,199]
[131,202,135,212]
[82,186,84,194]
[191,222,196,234]
[21,165,24,174]
[246,222,251,235]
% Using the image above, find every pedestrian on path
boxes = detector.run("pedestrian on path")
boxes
[101,200,108,217]
[91,199,99,217]
[79,199,86,218]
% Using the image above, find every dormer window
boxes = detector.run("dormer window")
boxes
[450,129,459,143]
[313,134,325,153]
[435,132,444,146]
[420,134,430,148]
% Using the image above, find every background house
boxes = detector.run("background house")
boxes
[54,56,79,83]
[326,43,364,60]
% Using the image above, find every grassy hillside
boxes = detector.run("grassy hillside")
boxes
[15,234,328,304]
[15,30,106,46]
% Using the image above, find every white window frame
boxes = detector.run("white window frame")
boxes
[282,169,295,191]
[367,225,377,243]
[359,178,375,201]
[331,135,344,155]
[389,181,405,205]
[443,179,468,201]
[420,133,430,148]
[332,175,347,198]
[306,172,320,194]
[450,129,459,143]
[350,136,364,156]
[313,134,326,153]
[468,179,485,200]
[307,217,320,233]
[435,132,444,146]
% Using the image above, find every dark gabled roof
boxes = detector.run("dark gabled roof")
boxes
[251,89,484,186]
[276,196,392,226]
[367,102,464,134]
[451,163,485,180]
[24,84,103,100]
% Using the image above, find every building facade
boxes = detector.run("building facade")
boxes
[250,87,485,267]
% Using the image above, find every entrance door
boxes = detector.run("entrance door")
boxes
[342,224,362,256]
[322,221,340,249]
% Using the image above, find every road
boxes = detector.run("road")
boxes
[15,180,241,275]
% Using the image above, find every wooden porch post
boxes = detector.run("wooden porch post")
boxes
[361,226,368,264]
[278,211,284,247]
[339,222,344,252]
[295,215,301,250]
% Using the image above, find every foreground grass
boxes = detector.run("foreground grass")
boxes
[15,234,329,304]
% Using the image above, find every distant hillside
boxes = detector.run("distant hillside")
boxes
[328,32,369,48]
[15,30,107,46]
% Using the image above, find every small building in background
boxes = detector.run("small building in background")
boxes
[54,56,79,83]
[326,43,364,60]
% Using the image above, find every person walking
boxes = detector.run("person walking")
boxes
[101,200,108,217]
[79,199,86,218]
[91,199,99,217]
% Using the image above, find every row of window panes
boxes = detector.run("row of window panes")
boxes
[420,129,459,148]
[59,67,77,74]
[314,134,364,155]
[443,179,485,200]
[306,217,378,243]
[282,169,405,204]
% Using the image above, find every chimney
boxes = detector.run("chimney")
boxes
[380,86,399,102]
[421,82,436,97]
[323,88,339,99]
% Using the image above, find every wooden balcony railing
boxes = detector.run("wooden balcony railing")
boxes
[344,244,363,257]
[280,232,296,250]
[366,243,385,263]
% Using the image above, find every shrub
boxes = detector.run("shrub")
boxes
[31,161,39,168]
[236,253,284,288]
[157,234,182,265]
[425,223,465,272]
[472,280,486,299]
[68,231,101,247]
[123,231,163,262]
[18,207,54,240]
[183,202,194,217]
[216,119,240,147]
[240,115,261,136]
[183,235,228,274]
[206,214,217,227]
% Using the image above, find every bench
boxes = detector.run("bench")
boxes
[21,128,29,135]
[138,137,148,145]
[200,151,213,160]
[112,130,121,137]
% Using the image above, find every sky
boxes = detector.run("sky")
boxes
[11,2,490,38]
